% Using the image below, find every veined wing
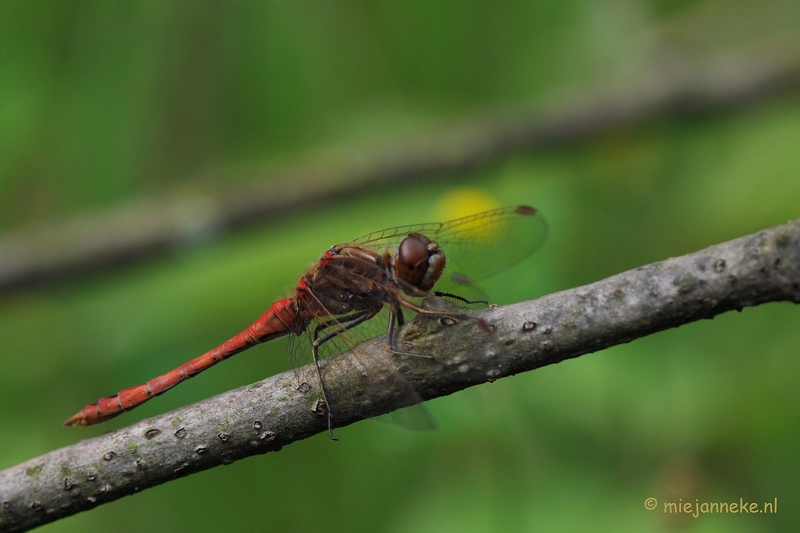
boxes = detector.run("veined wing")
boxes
[352,205,548,285]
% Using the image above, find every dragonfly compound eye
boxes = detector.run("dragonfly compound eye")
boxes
[395,233,445,292]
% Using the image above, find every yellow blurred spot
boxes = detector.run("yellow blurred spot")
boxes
[435,188,502,241]
[435,188,499,221]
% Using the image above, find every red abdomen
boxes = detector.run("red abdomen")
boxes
[64,298,298,426]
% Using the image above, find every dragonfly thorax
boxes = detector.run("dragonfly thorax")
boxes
[394,232,446,294]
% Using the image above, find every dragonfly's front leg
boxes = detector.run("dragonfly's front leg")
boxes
[385,301,449,367]
[431,291,489,306]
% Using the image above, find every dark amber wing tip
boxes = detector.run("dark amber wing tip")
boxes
[516,205,537,215]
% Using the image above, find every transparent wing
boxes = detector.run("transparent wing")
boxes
[287,293,435,431]
[352,205,548,286]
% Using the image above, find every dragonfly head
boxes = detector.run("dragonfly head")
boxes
[394,232,446,294]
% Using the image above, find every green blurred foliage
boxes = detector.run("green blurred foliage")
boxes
[1,1,799,532]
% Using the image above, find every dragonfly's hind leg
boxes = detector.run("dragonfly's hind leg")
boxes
[310,308,380,440]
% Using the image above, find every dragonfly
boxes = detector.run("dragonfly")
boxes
[65,205,548,439]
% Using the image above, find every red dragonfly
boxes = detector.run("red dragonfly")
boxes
[65,205,548,439]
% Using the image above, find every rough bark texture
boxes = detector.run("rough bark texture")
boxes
[1,219,799,532]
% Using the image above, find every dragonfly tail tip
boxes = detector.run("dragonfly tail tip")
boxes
[64,410,89,427]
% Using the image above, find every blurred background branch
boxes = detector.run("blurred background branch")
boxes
[2,46,799,295]
[2,217,797,532]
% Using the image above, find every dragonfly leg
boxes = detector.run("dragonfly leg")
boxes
[385,306,449,368]
[311,309,373,339]
[432,291,489,306]
[311,308,380,440]
[387,288,499,367]
[393,285,493,332]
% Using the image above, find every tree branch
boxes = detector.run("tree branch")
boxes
[2,49,799,295]
[1,219,799,532]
